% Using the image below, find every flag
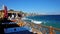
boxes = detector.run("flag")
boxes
[3,5,8,18]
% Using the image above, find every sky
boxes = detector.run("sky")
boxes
[0,0,60,15]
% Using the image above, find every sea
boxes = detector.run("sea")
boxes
[22,15,60,29]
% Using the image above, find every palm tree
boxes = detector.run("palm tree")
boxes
[9,9,14,11]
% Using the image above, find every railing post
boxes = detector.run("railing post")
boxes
[49,26,56,34]
[49,26,53,34]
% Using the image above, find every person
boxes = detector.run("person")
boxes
[18,14,22,19]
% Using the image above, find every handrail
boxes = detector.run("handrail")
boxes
[30,22,60,31]
[26,22,60,34]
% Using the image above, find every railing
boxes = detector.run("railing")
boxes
[25,22,60,34]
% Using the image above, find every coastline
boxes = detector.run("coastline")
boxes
[25,15,60,29]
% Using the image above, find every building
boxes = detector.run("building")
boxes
[0,10,23,19]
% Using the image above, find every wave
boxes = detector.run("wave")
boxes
[31,20,42,24]
[22,17,33,21]
[22,17,42,24]
[22,17,28,20]
[22,17,31,20]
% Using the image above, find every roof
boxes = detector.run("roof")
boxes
[8,11,20,13]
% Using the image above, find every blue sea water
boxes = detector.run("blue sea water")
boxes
[26,15,60,28]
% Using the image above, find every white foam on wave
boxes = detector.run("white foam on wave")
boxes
[22,17,42,24]
[22,17,32,21]
[31,20,42,24]
[22,17,28,20]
